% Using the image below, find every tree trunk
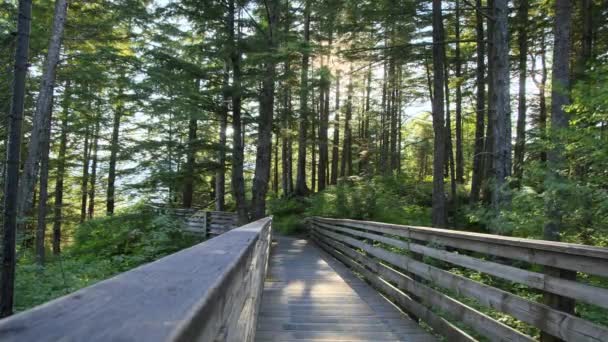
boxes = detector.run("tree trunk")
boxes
[490,0,512,211]
[36,101,54,266]
[273,132,279,194]
[482,0,495,204]
[1,0,33,318]
[455,0,464,184]
[542,1,575,341]
[228,0,248,224]
[317,70,329,192]
[251,0,278,220]
[281,9,293,197]
[53,81,70,257]
[106,92,122,216]
[341,68,354,178]
[330,71,340,184]
[80,124,90,223]
[215,73,227,210]
[470,0,486,203]
[311,87,317,192]
[576,0,593,79]
[431,0,447,227]
[87,114,100,219]
[295,0,311,196]
[389,51,398,172]
[17,0,68,228]
[444,53,457,205]
[513,0,529,183]
[183,115,197,209]
[538,31,548,163]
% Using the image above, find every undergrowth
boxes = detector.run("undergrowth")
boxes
[14,204,201,312]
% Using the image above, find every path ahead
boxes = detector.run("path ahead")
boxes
[255,237,436,341]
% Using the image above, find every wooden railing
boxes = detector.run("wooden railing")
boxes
[309,217,608,342]
[0,217,272,342]
[148,205,238,238]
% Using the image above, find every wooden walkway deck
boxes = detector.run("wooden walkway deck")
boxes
[256,237,436,342]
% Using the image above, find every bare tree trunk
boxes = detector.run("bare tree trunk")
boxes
[311,87,317,192]
[538,32,548,163]
[183,115,197,209]
[482,0,495,204]
[229,0,248,224]
[330,71,340,184]
[513,0,529,183]
[542,2,575,341]
[87,113,100,219]
[273,132,279,194]
[80,125,90,222]
[455,0,464,184]
[215,73,227,210]
[17,0,68,227]
[281,7,293,197]
[444,54,457,205]
[53,81,70,256]
[317,69,329,191]
[1,0,33,318]
[431,0,447,227]
[470,0,486,203]
[341,67,354,177]
[106,92,122,216]
[251,0,278,220]
[295,0,311,196]
[36,101,53,266]
[490,0,512,211]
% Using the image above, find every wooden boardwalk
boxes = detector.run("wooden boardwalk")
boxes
[256,237,436,341]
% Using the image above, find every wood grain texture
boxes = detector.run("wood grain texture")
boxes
[256,236,436,341]
[0,218,272,342]
[312,217,608,277]
[310,218,608,342]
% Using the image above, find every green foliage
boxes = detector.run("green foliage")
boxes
[72,205,197,267]
[268,176,434,235]
[267,197,309,235]
[14,205,200,312]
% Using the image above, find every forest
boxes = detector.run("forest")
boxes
[0,0,607,332]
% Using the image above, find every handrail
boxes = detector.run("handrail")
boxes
[309,217,608,342]
[0,217,272,342]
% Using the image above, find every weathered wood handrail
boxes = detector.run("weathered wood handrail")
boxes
[0,217,272,342]
[309,217,608,342]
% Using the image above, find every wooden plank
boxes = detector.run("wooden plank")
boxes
[313,221,608,310]
[311,234,475,342]
[313,232,534,342]
[256,236,437,342]
[312,217,608,277]
[0,218,272,342]
[312,227,608,342]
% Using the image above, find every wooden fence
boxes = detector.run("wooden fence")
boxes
[309,217,608,342]
[0,217,272,342]
[148,205,238,238]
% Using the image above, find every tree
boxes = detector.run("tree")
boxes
[251,0,280,220]
[1,0,33,318]
[470,0,486,202]
[17,0,69,235]
[490,0,511,211]
[228,0,248,224]
[542,2,574,335]
[513,0,529,183]
[294,0,311,196]
[431,0,447,227]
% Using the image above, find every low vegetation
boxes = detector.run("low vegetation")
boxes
[14,206,200,312]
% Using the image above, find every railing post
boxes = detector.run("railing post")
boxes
[202,211,209,239]
[540,267,576,342]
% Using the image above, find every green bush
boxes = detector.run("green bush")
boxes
[14,204,201,312]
